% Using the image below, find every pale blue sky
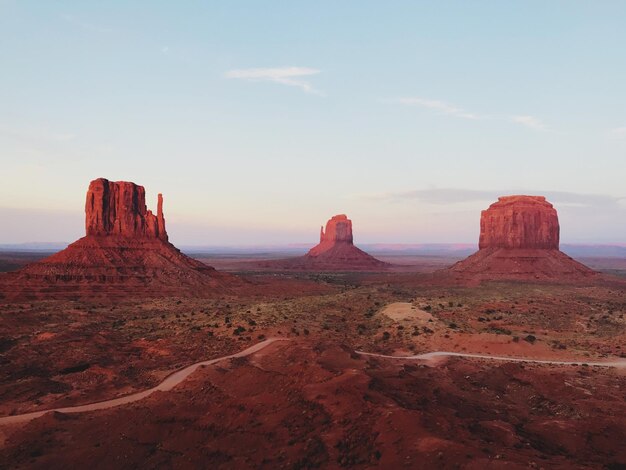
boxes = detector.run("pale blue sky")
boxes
[1,1,625,245]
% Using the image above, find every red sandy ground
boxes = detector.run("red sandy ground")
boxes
[1,340,625,469]
[0,254,625,468]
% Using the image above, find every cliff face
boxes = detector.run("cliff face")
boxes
[309,214,354,257]
[85,178,168,241]
[320,214,353,243]
[479,196,559,250]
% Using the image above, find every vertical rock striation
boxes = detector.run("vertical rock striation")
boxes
[479,196,559,250]
[85,178,167,240]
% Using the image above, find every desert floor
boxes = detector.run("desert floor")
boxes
[1,252,625,469]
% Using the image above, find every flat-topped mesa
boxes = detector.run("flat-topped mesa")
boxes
[479,195,559,250]
[85,178,168,241]
[445,194,597,283]
[309,214,354,256]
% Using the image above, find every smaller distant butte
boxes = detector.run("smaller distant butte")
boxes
[261,214,389,271]
[444,195,597,283]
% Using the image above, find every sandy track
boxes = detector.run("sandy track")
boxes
[356,350,626,367]
[0,338,288,426]
[2,338,624,427]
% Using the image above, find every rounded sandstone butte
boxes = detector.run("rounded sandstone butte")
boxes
[479,195,559,250]
[85,178,168,241]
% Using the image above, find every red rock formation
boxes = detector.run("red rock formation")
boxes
[447,195,596,283]
[479,196,559,250]
[0,178,238,299]
[85,178,167,241]
[261,214,388,271]
[308,214,354,257]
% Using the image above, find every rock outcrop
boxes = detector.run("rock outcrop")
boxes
[446,195,596,283]
[307,214,354,256]
[0,178,238,299]
[259,214,389,271]
[85,178,168,240]
[479,196,559,250]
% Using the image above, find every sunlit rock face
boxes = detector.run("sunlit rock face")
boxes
[308,214,354,256]
[479,196,559,250]
[85,178,167,241]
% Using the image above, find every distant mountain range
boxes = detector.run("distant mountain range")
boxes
[0,242,71,251]
[2,242,625,258]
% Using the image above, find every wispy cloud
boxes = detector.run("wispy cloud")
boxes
[357,187,626,209]
[510,115,547,131]
[609,126,626,138]
[0,125,75,143]
[225,66,323,95]
[61,14,113,33]
[391,96,547,131]
[394,97,480,120]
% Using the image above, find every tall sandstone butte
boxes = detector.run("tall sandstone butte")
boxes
[308,214,354,256]
[447,195,596,283]
[85,178,168,240]
[0,178,236,299]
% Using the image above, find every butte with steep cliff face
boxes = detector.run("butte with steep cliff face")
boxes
[446,195,596,282]
[0,178,237,299]
[267,214,389,271]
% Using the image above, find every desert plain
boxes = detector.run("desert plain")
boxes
[0,184,625,470]
[1,251,626,469]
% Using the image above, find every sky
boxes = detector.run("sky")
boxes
[1,1,626,246]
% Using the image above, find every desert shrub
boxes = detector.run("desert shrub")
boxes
[489,327,512,335]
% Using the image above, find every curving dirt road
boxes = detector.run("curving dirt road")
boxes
[0,338,288,426]
[355,349,626,368]
[2,337,624,427]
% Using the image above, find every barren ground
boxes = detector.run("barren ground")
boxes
[0,253,625,469]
